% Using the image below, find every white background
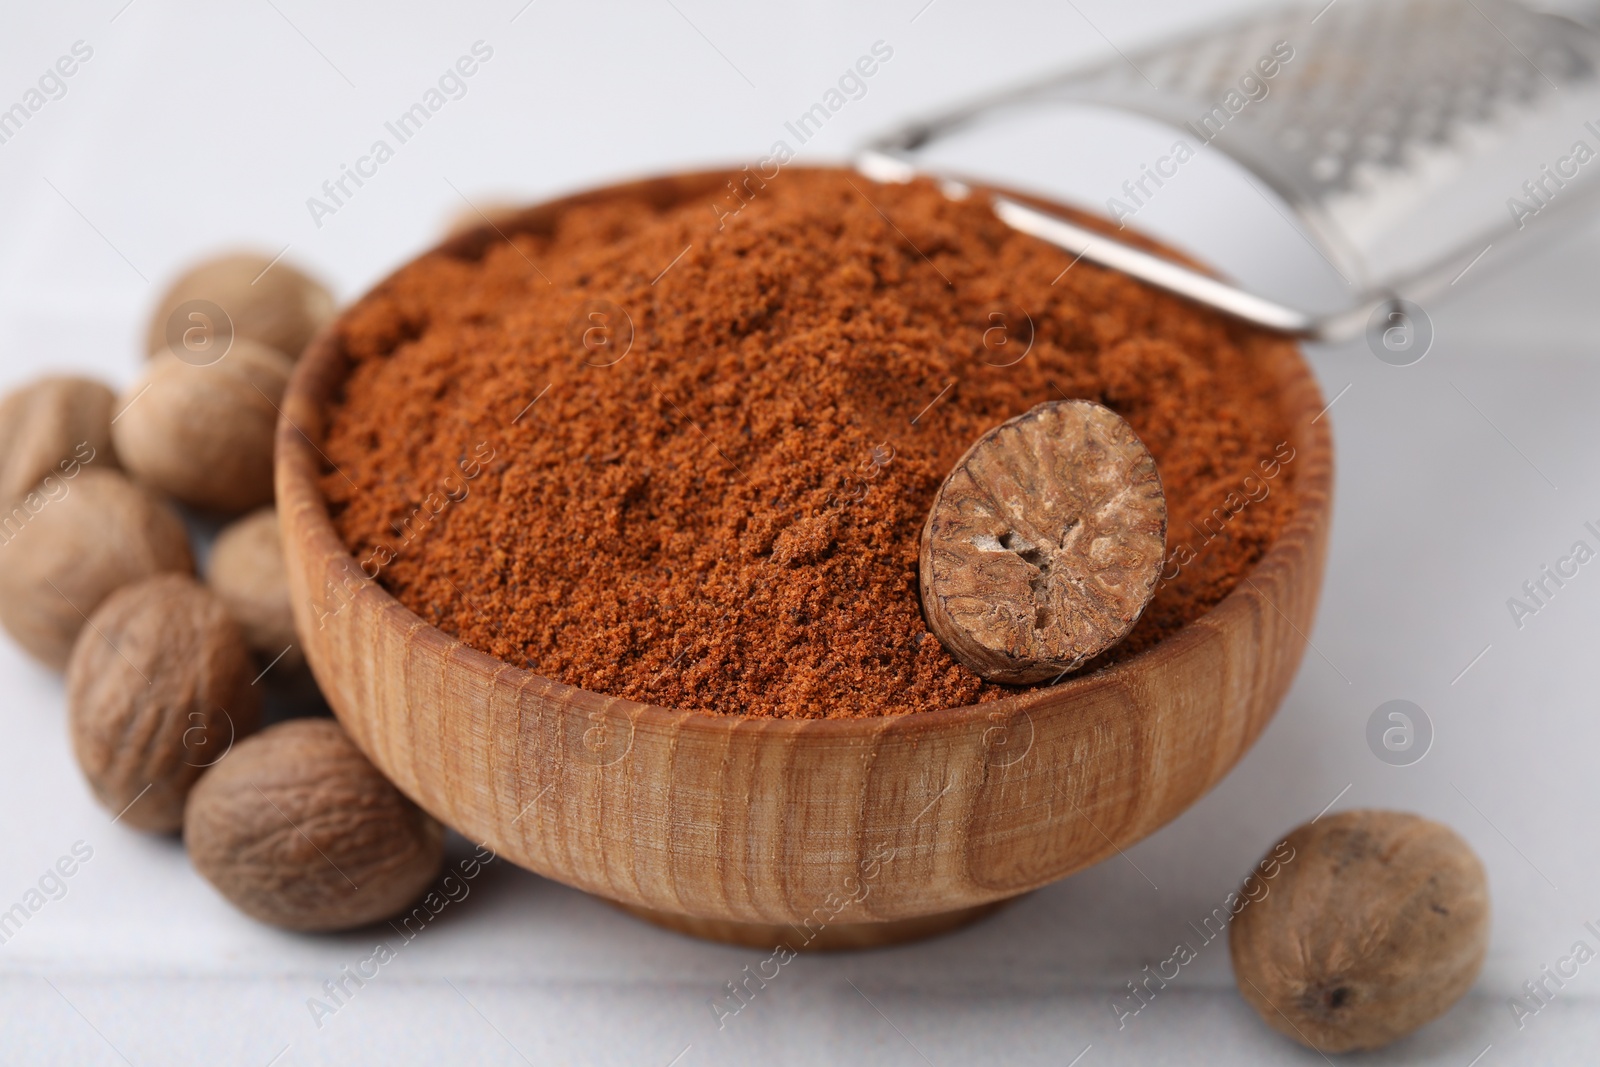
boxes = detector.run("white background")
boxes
[3,1,1599,1063]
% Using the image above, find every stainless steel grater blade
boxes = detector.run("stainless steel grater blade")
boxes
[860,0,1600,340]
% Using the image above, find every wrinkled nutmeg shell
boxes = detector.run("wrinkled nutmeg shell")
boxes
[207,506,300,669]
[920,399,1167,683]
[0,468,193,668]
[145,251,335,362]
[1229,810,1490,1054]
[0,375,119,509]
[67,574,261,832]
[185,718,444,932]
[112,342,292,514]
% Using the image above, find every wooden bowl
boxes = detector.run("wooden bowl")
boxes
[277,170,1332,950]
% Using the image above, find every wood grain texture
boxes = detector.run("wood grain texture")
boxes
[614,899,1013,951]
[276,169,1333,943]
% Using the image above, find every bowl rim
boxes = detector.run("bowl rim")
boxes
[281,164,1332,741]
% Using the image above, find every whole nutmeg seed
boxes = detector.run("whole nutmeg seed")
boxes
[0,468,193,668]
[920,399,1167,683]
[112,342,292,514]
[67,574,261,832]
[0,375,119,509]
[145,251,335,363]
[185,718,444,931]
[207,506,300,669]
[1230,810,1490,1054]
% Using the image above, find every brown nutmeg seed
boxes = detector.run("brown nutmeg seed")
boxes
[0,468,193,669]
[919,399,1167,684]
[145,251,335,363]
[0,375,119,509]
[1229,810,1490,1054]
[112,341,292,514]
[67,574,261,833]
[207,506,299,669]
[185,718,444,932]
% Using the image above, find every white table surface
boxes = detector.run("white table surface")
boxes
[4,1,1600,1063]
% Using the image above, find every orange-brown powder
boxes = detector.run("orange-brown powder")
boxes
[320,167,1301,718]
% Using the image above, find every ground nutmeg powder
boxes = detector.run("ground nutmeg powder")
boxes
[321,167,1302,718]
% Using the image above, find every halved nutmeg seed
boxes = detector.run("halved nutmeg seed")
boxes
[919,399,1167,684]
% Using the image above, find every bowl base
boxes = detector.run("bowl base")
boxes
[612,898,1013,951]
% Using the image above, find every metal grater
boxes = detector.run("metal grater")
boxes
[859,0,1600,340]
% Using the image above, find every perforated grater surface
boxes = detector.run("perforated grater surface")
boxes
[860,0,1600,340]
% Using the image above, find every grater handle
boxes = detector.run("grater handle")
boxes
[857,149,1376,343]
[991,198,1316,335]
